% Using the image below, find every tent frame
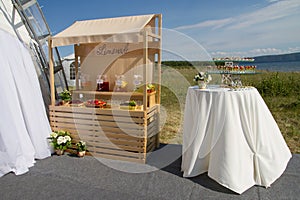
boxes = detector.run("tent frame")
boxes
[12,0,69,108]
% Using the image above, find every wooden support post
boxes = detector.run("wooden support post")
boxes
[74,44,79,90]
[143,29,148,111]
[143,111,148,163]
[156,14,162,148]
[48,38,55,106]
[157,14,162,105]
[142,29,149,162]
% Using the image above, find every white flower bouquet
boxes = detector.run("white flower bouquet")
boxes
[49,130,72,151]
[193,72,212,83]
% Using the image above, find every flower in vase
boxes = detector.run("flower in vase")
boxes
[193,72,212,83]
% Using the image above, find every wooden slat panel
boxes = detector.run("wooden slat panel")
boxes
[89,146,141,158]
[96,121,144,129]
[70,134,143,145]
[69,133,148,154]
[51,122,144,134]
[94,115,144,124]
[147,105,158,117]
[93,133,141,143]
[51,122,95,131]
[50,112,94,120]
[50,113,144,125]
[95,108,145,117]
[51,120,156,138]
[87,141,143,152]
[147,120,158,137]
[49,105,159,163]
[50,113,144,124]
[147,135,156,145]
[146,134,157,151]
[147,141,155,152]
[52,119,144,130]
[51,127,145,141]
[50,117,92,125]
[50,106,146,118]
[80,137,143,148]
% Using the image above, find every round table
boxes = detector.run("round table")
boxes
[181,85,291,194]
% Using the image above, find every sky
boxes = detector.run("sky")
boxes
[39,0,300,60]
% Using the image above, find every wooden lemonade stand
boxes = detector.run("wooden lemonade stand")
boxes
[48,14,162,163]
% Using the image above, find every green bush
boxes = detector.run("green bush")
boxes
[244,72,300,97]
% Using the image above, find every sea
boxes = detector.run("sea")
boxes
[245,61,300,72]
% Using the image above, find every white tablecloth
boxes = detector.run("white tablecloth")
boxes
[181,85,292,194]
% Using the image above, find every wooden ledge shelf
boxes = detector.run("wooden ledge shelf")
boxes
[72,90,157,108]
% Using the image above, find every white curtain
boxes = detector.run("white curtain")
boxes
[0,30,51,177]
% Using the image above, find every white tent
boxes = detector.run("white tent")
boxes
[0,0,31,44]
[62,53,76,87]
[0,0,51,177]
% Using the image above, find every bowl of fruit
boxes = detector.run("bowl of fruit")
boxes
[85,99,107,108]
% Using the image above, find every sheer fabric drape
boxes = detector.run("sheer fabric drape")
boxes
[0,30,51,177]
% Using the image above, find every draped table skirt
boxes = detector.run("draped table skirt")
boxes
[181,85,291,194]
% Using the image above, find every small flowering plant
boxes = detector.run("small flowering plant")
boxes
[59,90,72,101]
[49,130,72,151]
[193,72,212,83]
[76,141,87,152]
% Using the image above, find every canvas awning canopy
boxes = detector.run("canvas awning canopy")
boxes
[48,14,162,108]
[51,14,157,47]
